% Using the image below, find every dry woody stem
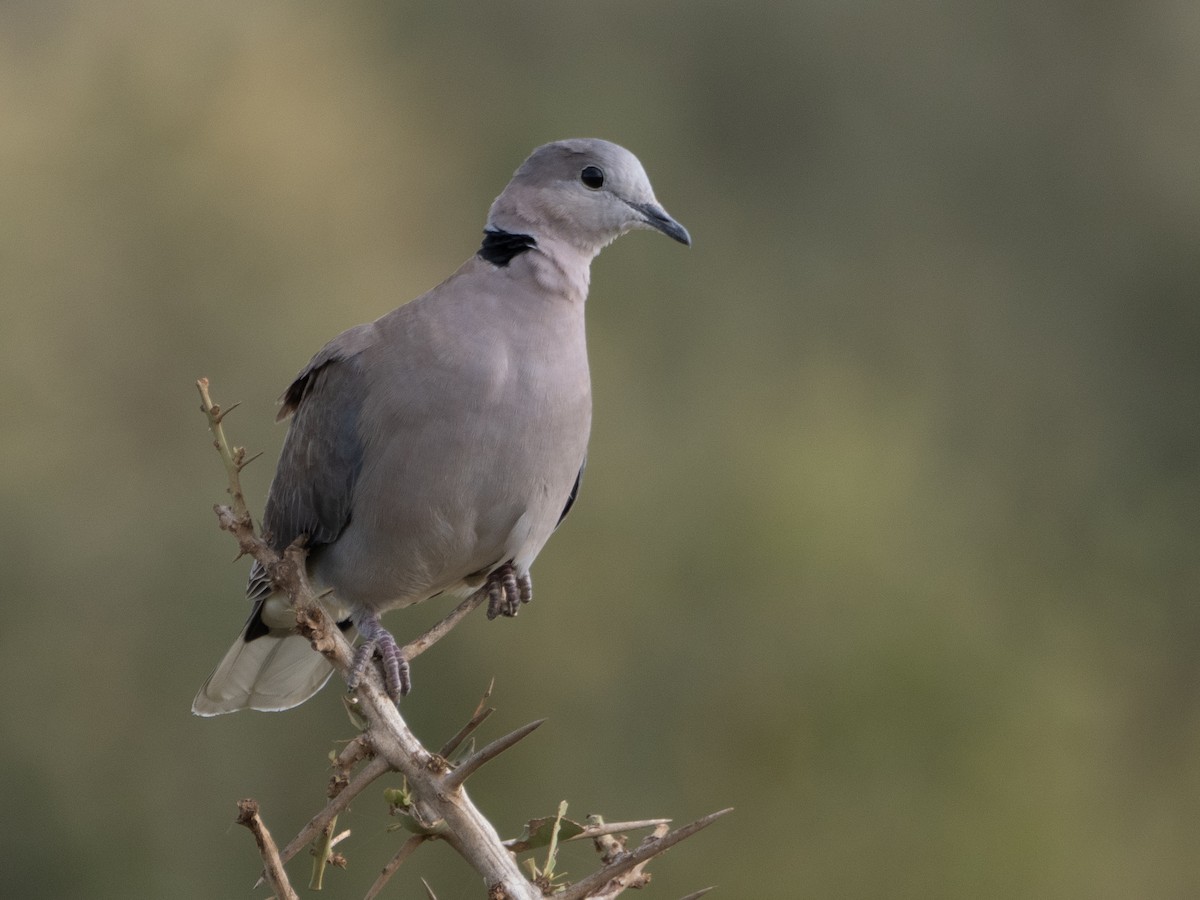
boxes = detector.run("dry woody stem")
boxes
[237,799,299,900]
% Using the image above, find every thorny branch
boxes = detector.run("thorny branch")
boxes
[197,378,725,897]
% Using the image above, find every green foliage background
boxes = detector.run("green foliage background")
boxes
[2,2,1198,897]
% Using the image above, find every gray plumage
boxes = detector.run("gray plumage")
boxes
[193,138,689,715]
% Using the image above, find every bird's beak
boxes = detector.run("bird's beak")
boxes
[629,201,692,246]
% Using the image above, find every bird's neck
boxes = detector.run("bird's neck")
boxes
[527,234,593,304]
[479,225,594,304]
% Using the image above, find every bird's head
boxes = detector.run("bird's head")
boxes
[488,138,691,256]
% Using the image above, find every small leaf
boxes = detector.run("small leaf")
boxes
[383,788,409,809]
[511,813,586,851]
[384,776,413,811]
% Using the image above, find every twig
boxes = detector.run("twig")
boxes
[236,799,298,900]
[279,754,391,867]
[401,590,488,661]
[363,835,427,900]
[557,809,733,900]
[196,378,253,522]
[444,719,546,790]
[578,822,663,900]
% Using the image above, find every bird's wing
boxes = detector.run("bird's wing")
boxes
[247,322,378,601]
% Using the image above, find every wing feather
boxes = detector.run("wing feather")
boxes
[247,323,378,599]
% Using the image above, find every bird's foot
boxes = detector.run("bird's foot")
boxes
[348,613,411,700]
[485,562,532,620]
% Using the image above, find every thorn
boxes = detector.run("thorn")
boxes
[237,449,264,471]
[439,706,495,760]
[474,678,496,718]
[421,877,438,900]
[582,817,672,838]
[503,817,672,853]
[212,400,241,424]
[444,719,546,790]
[440,688,498,759]
[678,889,717,900]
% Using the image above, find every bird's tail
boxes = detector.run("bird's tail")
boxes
[191,602,338,716]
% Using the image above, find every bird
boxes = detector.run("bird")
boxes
[192,138,690,715]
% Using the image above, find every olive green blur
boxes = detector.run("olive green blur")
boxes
[2,2,1197,897]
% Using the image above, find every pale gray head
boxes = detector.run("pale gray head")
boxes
[486,138,691,255]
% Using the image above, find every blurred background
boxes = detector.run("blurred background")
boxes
[2,1,1198,897]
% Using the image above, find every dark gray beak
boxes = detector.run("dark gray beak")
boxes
[630,201,692,246]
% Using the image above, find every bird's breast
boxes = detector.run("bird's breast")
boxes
[319,286,591,610]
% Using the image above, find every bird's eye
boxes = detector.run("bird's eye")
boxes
[580,166,605,190]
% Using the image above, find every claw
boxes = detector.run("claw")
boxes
[486,577,505,620]
[484,562,533,620]
[348,613,411,700]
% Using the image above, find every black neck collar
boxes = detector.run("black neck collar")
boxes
[478,228,537,266]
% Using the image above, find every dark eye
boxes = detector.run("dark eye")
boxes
[580,165,605,189]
